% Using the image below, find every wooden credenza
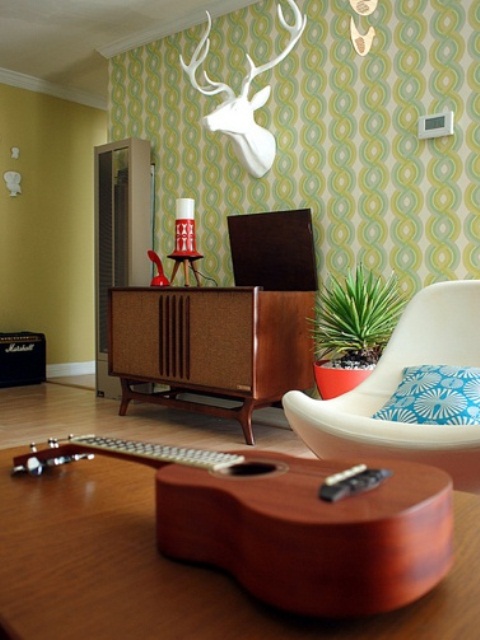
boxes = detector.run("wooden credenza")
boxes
[108,287,314,444]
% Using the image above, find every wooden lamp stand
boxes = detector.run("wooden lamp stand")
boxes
[169,255,203,287]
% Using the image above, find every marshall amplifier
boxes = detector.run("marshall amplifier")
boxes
[0,332,46,387]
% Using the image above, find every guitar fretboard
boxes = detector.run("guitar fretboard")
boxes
[70,435,245,471]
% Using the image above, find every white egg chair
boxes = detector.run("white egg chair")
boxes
[283,280,480,493]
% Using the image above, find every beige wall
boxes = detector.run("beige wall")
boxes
[0,84,107,366]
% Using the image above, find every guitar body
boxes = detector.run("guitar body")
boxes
[12,437,453,617]
[155,451,453,617]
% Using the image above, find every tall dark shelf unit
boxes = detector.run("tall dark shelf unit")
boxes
[94,137,151,399]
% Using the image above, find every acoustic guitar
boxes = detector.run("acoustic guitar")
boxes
[12,435,453,618]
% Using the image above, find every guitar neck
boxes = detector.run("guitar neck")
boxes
[70,435,245,470]
[12,435,245,476]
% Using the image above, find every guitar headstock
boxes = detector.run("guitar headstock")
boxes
[11,436,94,477]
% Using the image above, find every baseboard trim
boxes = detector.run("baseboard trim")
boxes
[47,361,95,378]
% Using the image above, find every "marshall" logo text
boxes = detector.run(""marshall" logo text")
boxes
[5,344,35,353]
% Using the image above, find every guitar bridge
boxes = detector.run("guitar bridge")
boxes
[320,465,393,502]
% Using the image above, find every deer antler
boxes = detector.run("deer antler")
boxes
[180,12,235,99]
[240,0,307,97]
[179,1,307,178]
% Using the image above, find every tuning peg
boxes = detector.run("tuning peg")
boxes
[48,438,59,449]
[10,456,46,476]
[30,442,37,452]
[26,457,43,476]
[11,464,27,476]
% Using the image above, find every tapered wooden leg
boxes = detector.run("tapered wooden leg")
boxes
[170,261,181,285]
[238,399,256,445]
[119,378,132,416]
[183,260,190,286]
[190,261,202,287]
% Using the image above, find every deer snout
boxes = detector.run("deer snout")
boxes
[201,97,250,134]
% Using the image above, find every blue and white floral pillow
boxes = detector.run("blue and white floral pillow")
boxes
[372,365,480,424]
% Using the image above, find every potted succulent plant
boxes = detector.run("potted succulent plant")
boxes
[311,265,406,399]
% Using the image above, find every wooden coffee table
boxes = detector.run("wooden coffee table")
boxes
[1,444,480,639]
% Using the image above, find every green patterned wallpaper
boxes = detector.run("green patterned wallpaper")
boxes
[109,0,480,295]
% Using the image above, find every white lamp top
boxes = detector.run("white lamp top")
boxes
[176,198,195,220]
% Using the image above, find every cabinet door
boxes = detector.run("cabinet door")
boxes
[109,290,160,379]
[189,290,254,392]
[158,290,254,393]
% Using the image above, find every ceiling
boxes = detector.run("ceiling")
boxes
[0,0,259,109]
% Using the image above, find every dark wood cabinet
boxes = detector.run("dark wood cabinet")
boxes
[109,287,314,444]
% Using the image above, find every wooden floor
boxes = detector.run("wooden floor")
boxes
[0,379,316,458]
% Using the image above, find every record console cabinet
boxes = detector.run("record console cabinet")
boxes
[108,287,314,444]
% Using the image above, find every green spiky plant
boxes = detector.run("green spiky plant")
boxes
[312,265,407,368]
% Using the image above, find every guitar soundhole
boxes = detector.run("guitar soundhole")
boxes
[214,461,288,479]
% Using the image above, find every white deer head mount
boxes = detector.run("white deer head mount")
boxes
[180,0,307,178]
